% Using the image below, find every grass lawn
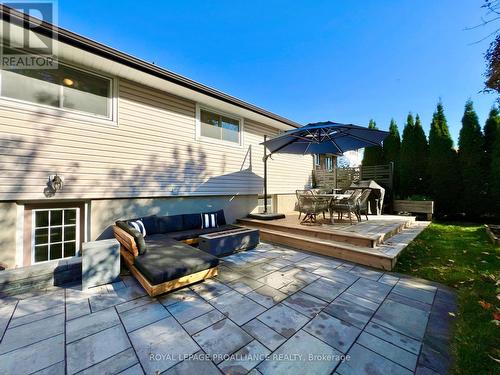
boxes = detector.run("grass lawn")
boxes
[395,222,500,375]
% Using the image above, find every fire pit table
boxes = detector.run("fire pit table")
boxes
[199,227,260,257]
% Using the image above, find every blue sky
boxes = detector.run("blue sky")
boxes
[58,0,498,143]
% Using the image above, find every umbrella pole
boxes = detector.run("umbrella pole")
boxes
[263,135,268,214]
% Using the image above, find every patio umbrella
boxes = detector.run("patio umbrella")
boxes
[258,121,389,216]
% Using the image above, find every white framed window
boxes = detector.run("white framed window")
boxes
[0,47,114,121]
[196,104,243,146]
[313,154,321,167]
[325,156,333,171]
[32,208,80,263]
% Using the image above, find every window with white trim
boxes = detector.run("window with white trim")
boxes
[0,48,113,118]
[325,156,333,171]
[313,154,320,167]
[199,107,241,144]
[32,208,79,263]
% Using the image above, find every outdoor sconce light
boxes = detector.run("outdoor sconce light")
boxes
[49,174,64,192]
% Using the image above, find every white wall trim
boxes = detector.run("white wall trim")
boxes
[15,203,24,268]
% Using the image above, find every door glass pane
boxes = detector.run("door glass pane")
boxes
[64,241,76,257]
[200,109,221,139]
[34,228,48,245]
[35,211,49,227]
[64,209,76,225]
[50,243,62,260]
[64,226,76,242]
[50,227,62,243]
[34,245,48,262]
[61,66,110,117]
[50,210,62,226]
[221,116,239,143]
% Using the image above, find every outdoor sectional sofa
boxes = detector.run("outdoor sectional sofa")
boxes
[112,210,239,296]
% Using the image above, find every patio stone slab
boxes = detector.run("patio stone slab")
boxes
[387,292,432,312]
[116,296,155,313]
[301,278,348,302]
[120,302,170,332]
[279,281,306,294]
[346,277,392,304]
[183,309,226,335]
[12,290,64,318]
[117,363,144,375]
[312,267,359,285]
[349,266,384,281]
[66,307,120,343]
[32,360,65,375]
[163,352,220,375]
[357,331,418,370]
[66,299,91,321]
[209,290,266,325]
[246,285,288,308]
[219,340,270,374]
[0,303,16,339]
[257,303,309,338]
[66,325,131,374]
[242,319,287,351]
[392,281,436,305]
[190,279,232,300]
[282,291,328,318]
[192,318,253,364]
[337,343,413,375]
[215,266,245,283]
[372,299,429,340]
[364,322,421,355]
[158,288,199,307]
[303,312,361,353]
[243,263,281,279]
[378,274,400,286]
[323,296,375,328]
[167,295,214,324]
[129,316,199,374]
[0,334,65,375]
[257,330,342,375]
[76,347,139,375]
[339,292,380,310]
[228,277,264,294]
[0,312,64,354]
[282,268,321,285]
[9,304,64,328]
[260,271,295,289]
[267,258,295,269]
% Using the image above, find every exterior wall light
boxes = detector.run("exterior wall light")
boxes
[49,174,64,192]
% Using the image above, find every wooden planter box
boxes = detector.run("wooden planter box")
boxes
[393,200,434,220]
[485,225,500,246]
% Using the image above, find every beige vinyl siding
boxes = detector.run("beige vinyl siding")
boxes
[0,79,311,200]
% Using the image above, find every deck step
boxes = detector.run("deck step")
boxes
[238,218,378,248]
[253,227,395,270]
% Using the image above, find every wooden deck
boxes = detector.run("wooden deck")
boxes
[238,214,427,270]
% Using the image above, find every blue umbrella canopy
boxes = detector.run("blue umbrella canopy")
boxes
[262,121,389,155]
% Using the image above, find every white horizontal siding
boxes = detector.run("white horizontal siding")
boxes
[0,78,312,200]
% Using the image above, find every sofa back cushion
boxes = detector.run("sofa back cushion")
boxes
[140,215,159,235]
[182,213,203,230]
[157,214,183,233]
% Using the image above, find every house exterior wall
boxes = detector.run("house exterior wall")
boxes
[0,79,311,200]
[0,74,311,268]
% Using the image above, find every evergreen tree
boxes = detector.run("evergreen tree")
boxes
[413,114,430,195]
[399,113,415,198]
[362,119,384,166]
[484,107,500,200]
[428,102,460,215]
[400,113,429,197]
[383,119,401,194]
[458,100,485,217]
[491,128,500,215]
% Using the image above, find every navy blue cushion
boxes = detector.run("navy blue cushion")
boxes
[157,215,184,233]
[183,213,202,230]
[140,215,158,235]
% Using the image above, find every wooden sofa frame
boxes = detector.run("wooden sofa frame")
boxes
[112,225,218,297]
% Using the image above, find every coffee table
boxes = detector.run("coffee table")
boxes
[199,227,260,257]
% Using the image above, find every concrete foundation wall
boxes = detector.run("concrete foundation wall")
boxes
[90,194,258,240]
[275,194,299,214]
[0,202,17,269]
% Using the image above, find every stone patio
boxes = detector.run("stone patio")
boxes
[0,243,457,375]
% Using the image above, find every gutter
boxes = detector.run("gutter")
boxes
[0,5,301,128]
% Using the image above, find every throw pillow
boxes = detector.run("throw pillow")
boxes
[129,220,146,237]
[201,212,218,229]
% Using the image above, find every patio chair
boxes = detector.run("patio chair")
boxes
[356,188,372,221]
[296,190,329,223]
[330,189,362,225]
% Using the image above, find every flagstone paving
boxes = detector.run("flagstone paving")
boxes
[0,242,456,375]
